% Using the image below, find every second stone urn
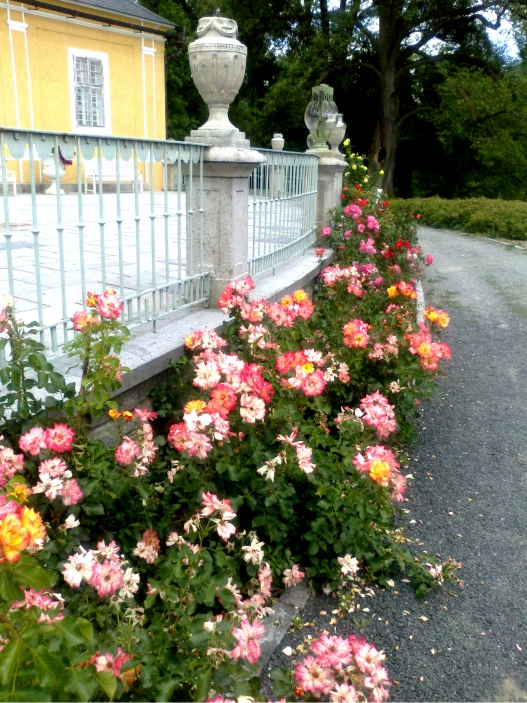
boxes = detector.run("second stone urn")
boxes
[188,17,248,146]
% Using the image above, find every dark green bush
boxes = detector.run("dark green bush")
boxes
[390,197,527,240]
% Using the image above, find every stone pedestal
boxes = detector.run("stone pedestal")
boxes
[312,152,346,230]
[184,146,265,305]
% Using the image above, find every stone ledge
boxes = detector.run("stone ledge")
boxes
[52,247,334,416]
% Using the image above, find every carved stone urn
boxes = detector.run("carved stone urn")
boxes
[188,17,248,145]
[42,156,66,195]
[329,114,346,157]
[271,133,285,151]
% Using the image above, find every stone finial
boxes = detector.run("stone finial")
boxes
[187,16,250,147]
[329,114,346,157]
[271,133,285,151]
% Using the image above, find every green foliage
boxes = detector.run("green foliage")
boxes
[0,305,75,437]
[390,196,527,240]
[427,67,527,200]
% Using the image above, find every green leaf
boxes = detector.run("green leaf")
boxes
[0,568,22,601]
[76,618,94,645]
[93,671,117,701]
[269,667,292,698]
[55,617,92,647]
[66,667,98,702]
[17,397,29,419]
[13,556,53,591]
[155,679,180,702]
[29,645,61,689]
[193,668,211,702]
[82,501,105,516]
[0,638,27,687]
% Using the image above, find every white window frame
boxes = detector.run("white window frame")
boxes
[68,48,111,135]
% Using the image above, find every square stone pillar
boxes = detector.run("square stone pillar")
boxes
[184,146,265,306]
[313,153,347,231]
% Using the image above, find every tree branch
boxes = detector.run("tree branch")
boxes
[397,53,500,79]
[360,61,382,78]
[356,18,379,50]
[396,105,434,127]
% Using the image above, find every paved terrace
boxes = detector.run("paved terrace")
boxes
[0,191,306,343]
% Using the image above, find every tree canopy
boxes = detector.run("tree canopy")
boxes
[143,0,527,199]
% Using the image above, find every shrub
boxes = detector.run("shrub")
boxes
[0,176,460,701]
[390,196,527,240]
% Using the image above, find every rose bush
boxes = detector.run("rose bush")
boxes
[0,168,460,701]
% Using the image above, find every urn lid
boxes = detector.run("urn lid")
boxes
[189,16,246,50]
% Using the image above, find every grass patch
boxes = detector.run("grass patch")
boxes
[390,196,527,240]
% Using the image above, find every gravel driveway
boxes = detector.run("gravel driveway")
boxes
[262,227,527,702]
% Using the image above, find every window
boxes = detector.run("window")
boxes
[68,49,111,134]
[74,57,105,127]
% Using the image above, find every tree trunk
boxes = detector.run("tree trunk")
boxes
[368,1,403,197]
[369,64,399,196]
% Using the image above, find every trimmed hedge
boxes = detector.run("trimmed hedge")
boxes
[390,197,527,240]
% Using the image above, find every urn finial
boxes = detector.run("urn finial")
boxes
[187,16,250,147]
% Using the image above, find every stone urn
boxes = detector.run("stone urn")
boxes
[188,17,247,137]
[329,114,346,156]
[271,133,285,151]
[42,156,65,195]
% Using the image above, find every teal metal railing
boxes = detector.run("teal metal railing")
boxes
[0,128,208,355]
[248,149,318,276]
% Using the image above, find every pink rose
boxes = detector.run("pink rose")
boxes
[19,426,47,456]
[97,289,123,321]
[425,254,434,265]
[45,424,75,453]
[61,478,84,506]
[115,439,140,466]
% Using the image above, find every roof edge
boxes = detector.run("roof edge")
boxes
[46,0,176,28]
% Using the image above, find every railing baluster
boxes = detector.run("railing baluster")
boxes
[115,140,124,307]
[247,148,318,276]
[149,148,156,330]
[0,132,14,299]
[28,134,43,342]
[76,136,86,305]
[53,136,68,345]
[97,139,106,290]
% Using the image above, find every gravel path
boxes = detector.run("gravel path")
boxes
[262,227,527,702]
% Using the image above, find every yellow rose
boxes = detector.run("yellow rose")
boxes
[0,514,30,561]
[379,170,385,176]
[292,289,308,303]
[343,139,350,147]
[352,165,357,170]
[387,286,398,298]
[369,459,391,486]
[108,409,121,420]
[184,399,207,414]
[20,507,46,546]
[9,483,32,504]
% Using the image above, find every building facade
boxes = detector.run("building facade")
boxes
[1,0,176,188]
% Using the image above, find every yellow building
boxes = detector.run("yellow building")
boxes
[0,0,178,188]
